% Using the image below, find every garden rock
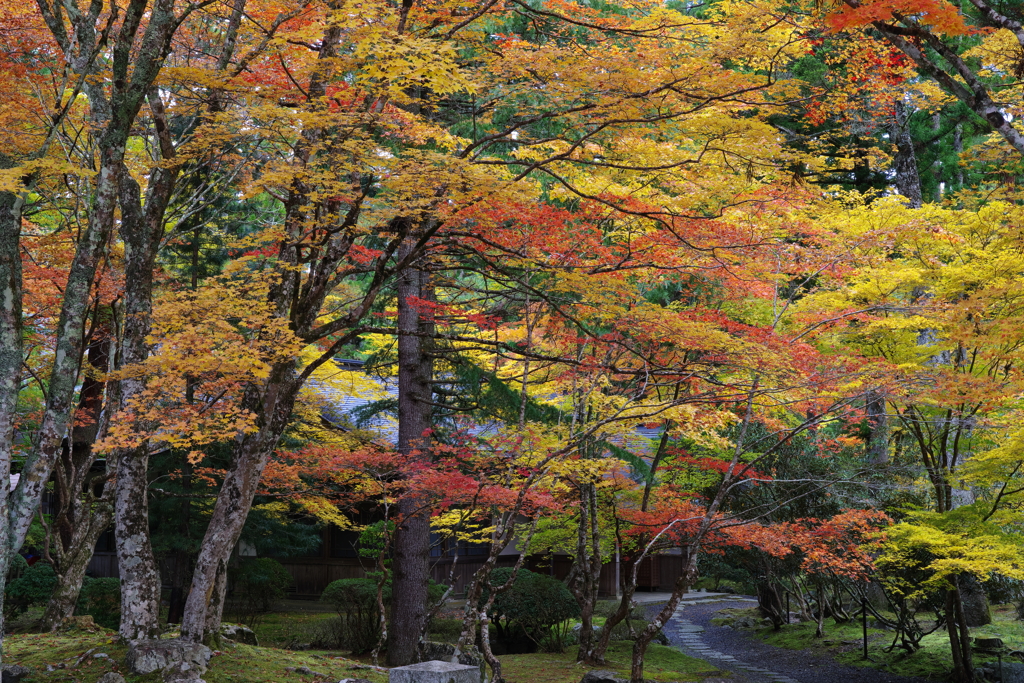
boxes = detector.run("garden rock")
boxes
[126,638,212,677]
[732,616,758,629]
[1,665,30,683]
[97,674,126,683]
[219,622,259,646]
[418,641,486,680]
[389,660,480,683]
[960,577,992,627]
[60,615,99,632]
[286,666,328,677]
[997,662,1024,683]
[338,679,373,683]
[579,671,627,683]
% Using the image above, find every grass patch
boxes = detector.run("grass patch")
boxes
[749,603,1024,681]
[5,631,387,683]
[500,641,719,683]
[247,610,332,648]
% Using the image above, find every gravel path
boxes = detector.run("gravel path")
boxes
[656,598,933,683]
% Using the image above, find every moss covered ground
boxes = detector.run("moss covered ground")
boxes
[4,606,722,683]
[748,602,1024,681]
[5,629,388,683]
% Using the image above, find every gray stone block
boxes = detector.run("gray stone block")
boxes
[1,665,30,683]
[389,660,480,683]
[579,671,627,683]
[126,638,212,676]
[97,674,127,683]
[220,622,259,646]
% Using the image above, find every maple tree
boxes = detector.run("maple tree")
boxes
[10,1,1024,682]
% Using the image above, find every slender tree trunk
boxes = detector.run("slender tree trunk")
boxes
[630,560,697,683]
[946,588,968,682]
[865,389,888,464]
[950,577,975,683]
[388,257,434,666]
[591,427,672,663]
[573,482,602,663]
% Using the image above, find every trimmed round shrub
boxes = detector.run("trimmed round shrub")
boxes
[5,559,56,621]
[484,568,581,653]
[76,576,121,629]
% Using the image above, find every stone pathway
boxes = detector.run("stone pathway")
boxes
[659,597,931,683]
[670,613,798,683]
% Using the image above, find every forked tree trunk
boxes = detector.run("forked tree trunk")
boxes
[179,365,302,643]
[630,560,697,683]
[41,503,112,629]
[41,330,113,631]
[590,428,671,664]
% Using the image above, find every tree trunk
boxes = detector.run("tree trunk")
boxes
[113,146,180,640]
[865,389,888,464]
[179,365,302,643]
[40,326,113,631]
[0,154,24,660]
[573,482,602,663]
[388,258,434,666]
[630,560,697,683]
[889,100,923,209]
[40,502,112,629]
[591,427,671,663]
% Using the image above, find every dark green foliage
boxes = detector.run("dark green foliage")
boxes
[229,557,292,628]
[321,578,385,654]
[75,577,121,630]
[427,617,463,644]
[5,559,55,621]
[697,550,755,594]
[484,568,581,653]
[319,576,445,654]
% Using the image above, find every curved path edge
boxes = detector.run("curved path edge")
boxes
[653,597,932,683]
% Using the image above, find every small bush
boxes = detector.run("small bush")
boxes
[484,568,581,653]
[305,616,346,650]
[6,559,55,621]
[427,617,462,644]
[230,557,292,628]
[321,578,382,654]
[320,576,447,654]
[76,577,120,630]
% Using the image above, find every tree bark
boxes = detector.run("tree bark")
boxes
[573,482,603,663]
[179,365,302,643]
[388,257,434,666]
[113,114,182,638]
[0,153,24,659]
[40,329,114,631]
[889,100,923,209]
[865,389,888,464]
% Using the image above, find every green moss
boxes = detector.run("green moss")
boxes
[500,641,719,683]
[5,631,387,683]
